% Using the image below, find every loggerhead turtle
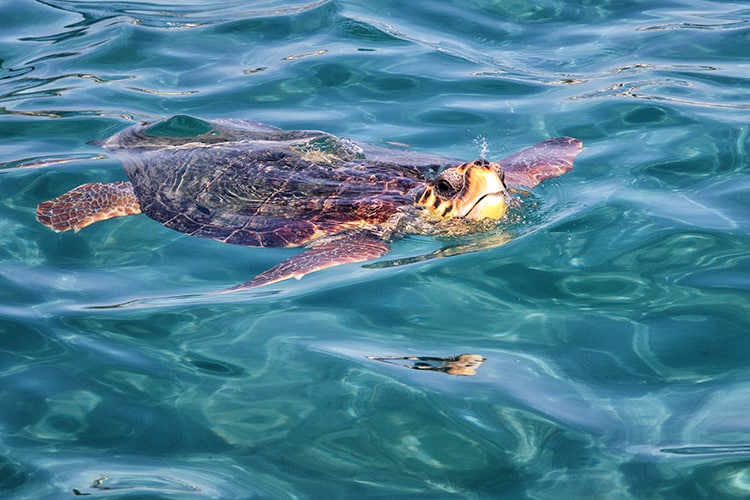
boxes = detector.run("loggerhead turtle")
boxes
[36,115,582,290]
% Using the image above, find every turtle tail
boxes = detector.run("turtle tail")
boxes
[36,181,141,232]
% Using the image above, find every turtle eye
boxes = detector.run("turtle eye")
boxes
[435,178,458,198]
[435,179,453,196]
[435,176,461,198]
[432,168,464,199]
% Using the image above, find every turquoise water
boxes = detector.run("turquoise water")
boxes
[2,0,750,497]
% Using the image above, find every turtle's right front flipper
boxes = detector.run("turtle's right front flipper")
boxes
[36,181,141,232]
[222,232,390,291]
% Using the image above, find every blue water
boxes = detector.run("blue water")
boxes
[2,0,750,497]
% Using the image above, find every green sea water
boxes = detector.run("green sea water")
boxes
[2,0,750,497]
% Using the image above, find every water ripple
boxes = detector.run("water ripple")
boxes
[37,0,332,29]
[660,444,750,456]
[639,19,748,32]
[2,0,750,497]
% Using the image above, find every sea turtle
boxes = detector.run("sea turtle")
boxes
[37,115,582,290]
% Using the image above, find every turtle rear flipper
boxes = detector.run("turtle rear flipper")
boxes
[224,233,390,291]
[36,181,141,232]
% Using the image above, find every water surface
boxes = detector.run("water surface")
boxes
[2,0,750,497]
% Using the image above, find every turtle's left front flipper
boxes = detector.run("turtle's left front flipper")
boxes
[223,233,390,291]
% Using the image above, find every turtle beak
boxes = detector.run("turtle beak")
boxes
[465,191,507,220]
[460,164,508,220]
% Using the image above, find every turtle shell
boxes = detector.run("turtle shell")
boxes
[101,116,455,248]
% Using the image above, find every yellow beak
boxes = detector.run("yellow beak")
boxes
[465,192,507,220]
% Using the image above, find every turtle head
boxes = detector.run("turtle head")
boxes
[418,159,509,221]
